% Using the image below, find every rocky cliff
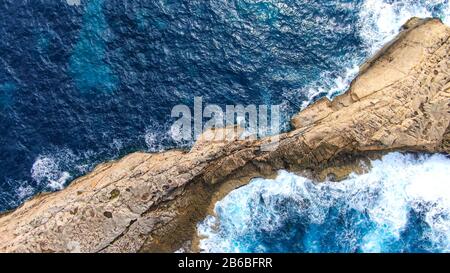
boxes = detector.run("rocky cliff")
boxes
[0,18,449,253]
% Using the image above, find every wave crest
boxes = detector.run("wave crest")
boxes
[303,0,450,105]
[198,153,450,253]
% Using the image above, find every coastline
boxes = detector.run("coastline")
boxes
[0,17,449,253]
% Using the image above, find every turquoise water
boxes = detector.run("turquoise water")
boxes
[198,153,450,253]
[69,0,118,93]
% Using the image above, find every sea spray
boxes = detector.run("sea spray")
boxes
[303,0,450,105]
[198,153,450,253]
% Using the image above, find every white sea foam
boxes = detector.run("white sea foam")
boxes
[15,182,35,200]
[66,0,81,7]
[31,153,73,190]
[302,0,450,105]
[445,3,450,25]
[198,153,450,253]
[358,0,447,54]
[1,180,35,208]
[110,138,124,155]
[144,130,164,152]
[145,123,192,152]
[302,64,360,109]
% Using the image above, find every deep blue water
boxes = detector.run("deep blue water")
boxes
[0,0,369,210]
[0,0,449,252]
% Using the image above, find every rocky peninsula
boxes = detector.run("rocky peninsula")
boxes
[0,18,449,253]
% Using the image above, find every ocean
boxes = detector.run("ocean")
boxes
[198,153,450,253]
[0,0,449,252]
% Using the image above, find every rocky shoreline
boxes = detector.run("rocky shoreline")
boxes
[0,17,449,253]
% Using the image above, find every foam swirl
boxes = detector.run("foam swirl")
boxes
[198,153,450,253]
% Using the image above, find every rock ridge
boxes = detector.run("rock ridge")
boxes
[0,18,449,253]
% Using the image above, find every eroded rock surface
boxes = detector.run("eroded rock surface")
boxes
[0,18,449,253]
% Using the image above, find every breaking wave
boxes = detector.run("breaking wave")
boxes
[31,154,72,191]
[303,0,450,105]
[198,153,450,253]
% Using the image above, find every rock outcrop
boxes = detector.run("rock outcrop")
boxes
[0,18,449,253]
